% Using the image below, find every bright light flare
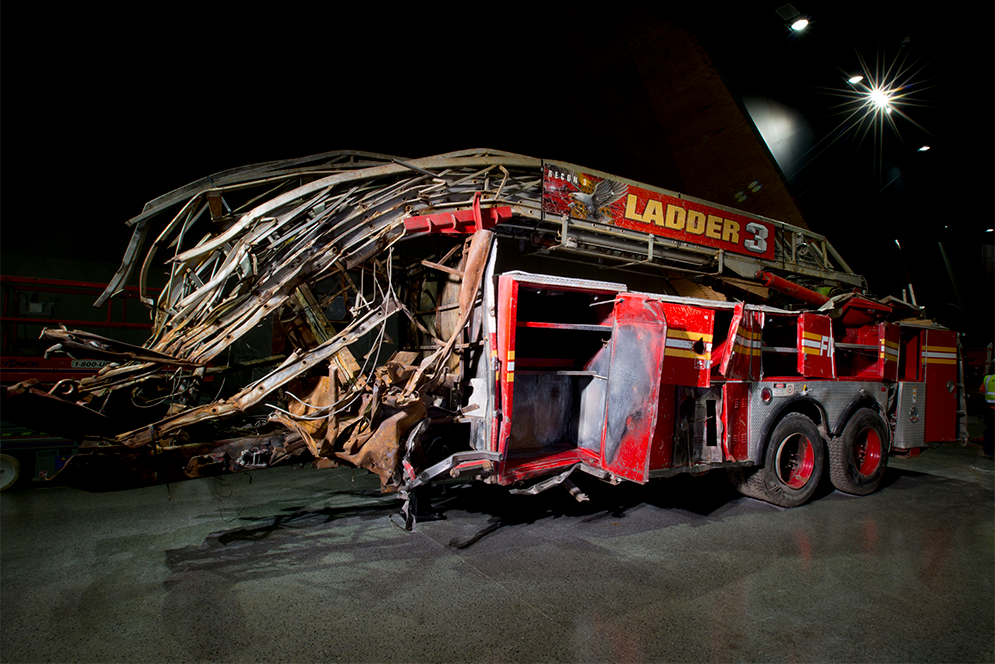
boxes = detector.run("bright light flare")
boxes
[797,47,934,185]
[791,19,809,31]
[869,88,892,109]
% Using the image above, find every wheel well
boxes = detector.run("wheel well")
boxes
[784,400,825,431]
[758,398,828,462]
[832,396,886,437]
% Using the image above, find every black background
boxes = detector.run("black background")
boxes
[4,3,993,343]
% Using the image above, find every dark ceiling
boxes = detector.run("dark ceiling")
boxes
[5,2,993,341]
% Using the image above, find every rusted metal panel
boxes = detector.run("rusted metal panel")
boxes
[40,329,202,367]
[1,380,116,439]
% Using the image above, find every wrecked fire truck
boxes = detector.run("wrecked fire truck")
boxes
[3,149,966,520]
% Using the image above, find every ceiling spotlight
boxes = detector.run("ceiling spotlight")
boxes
[848,75,864,84]
[918,145,930,152]
[791,18,809,30]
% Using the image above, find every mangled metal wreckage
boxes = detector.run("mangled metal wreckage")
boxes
[18,149,964,521]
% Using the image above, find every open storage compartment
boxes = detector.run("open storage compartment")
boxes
[496,274,622,479]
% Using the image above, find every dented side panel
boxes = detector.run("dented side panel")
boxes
[719,304,764,380]
[496,275,520,472]
[602,294,667,483]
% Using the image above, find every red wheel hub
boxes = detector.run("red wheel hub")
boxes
[854,428,882,476]
[776,434,816,489]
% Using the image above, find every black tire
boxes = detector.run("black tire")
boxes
[828,408,889,495]
[0,454,21,492]
[731,413,825,507]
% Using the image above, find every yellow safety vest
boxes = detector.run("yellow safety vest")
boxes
[985,374,995,407]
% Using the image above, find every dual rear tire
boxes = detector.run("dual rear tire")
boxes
[731,408,889,507]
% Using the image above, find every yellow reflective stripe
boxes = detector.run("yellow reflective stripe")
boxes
[732,343,763,356]
[884,339,900,349]
[801,346,823,355]
[984,375,995,402]
[507,350,515,360]
[801,331,825,341]
[667,329,714,342]
[880,345,899,360]
[665,348,712,360]
[666,338,712,351]
[735,326,761,338]
[506,372,514,382]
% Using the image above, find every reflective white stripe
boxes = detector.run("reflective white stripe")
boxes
[880,345,899,360]
[665,338,713,352]
[801,335,832,357]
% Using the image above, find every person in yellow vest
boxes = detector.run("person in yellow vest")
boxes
[982,368,995,459]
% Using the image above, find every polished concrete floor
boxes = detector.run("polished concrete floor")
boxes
[2,443,993,663]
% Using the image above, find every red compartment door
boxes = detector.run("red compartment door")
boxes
[922,329,958,442]
[797,313,836,378]
[659,302,714,387]
[719,303,764,380]
[602,294,667,482]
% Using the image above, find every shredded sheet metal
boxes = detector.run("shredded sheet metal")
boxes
[26,149,870,493]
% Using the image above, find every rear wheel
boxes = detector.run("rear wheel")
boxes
[829,408,889,495]
[0,454,21,492]
[731,413,825,507]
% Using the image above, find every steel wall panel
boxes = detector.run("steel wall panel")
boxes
[893,382,927,449]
